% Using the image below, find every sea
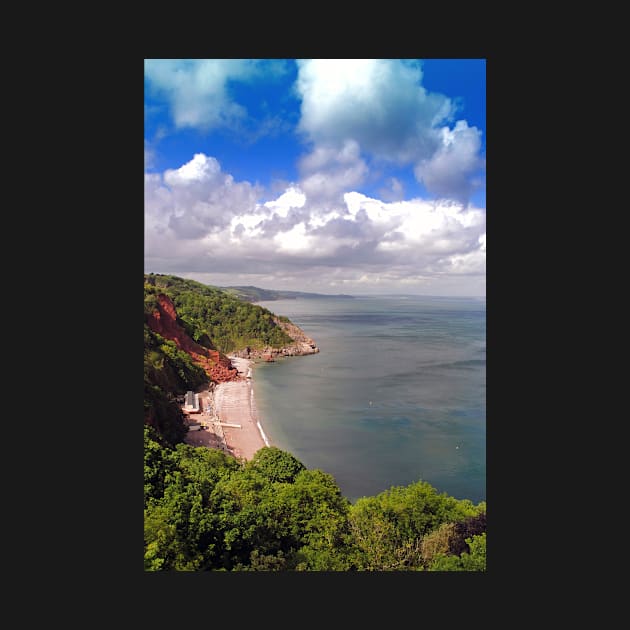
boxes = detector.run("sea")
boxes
[253,295,486,505]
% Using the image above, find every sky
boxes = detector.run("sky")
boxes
[144,59,485,296]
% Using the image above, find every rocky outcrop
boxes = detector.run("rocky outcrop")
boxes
[231,317,319,360]
[146,294,238,383]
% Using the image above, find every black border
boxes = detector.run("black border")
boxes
[65,49,544,606]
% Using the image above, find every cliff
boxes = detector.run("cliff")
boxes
[146,294,239,383]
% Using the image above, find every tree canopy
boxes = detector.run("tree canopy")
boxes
[145,273,294,354]
[144,429,486,571]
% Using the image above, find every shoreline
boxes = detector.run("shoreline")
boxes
[212,356,270,460]
[184,350,311,460]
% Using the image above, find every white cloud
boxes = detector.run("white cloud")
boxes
[145,153,485,295]
[163,152,222,186]
[298,139,368,204]
[345,192,485,260]
[264,186,306,218]
[294,59,485,206]
[296,59,452,162]
[414,120,485,203]
[144,59,287,131]
[145,153,262,242]
[273,222,312,253]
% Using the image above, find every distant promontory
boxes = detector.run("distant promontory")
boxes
[222,286,355,303]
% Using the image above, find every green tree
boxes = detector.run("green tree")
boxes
[144,273,294,354]
[144,379,187,446]
[348,481,482,571]
[247,446,306,483]
[428,533,486,571]
[144,503,202,571]
[144,426,176,507]
[272,469,353,571]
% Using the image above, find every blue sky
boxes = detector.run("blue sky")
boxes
[144,59,485,296]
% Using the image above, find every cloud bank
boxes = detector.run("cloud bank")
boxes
[145,153,485,296]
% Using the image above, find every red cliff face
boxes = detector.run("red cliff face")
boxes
[146,294,238,383]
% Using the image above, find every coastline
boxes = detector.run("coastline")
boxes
[183,349,314,461]
[212,356,269,460]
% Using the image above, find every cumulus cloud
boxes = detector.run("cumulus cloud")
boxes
[145,153,263,242]
[414,120,485,204]
[145,153,485,295]
[296,59,452,162]
[263,187,306,217]
[144,59,288,131]
[298,140,368,205]
[294,59,485,206]
[145,59,485,208]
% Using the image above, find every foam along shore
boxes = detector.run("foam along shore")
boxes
[213,357,269,460]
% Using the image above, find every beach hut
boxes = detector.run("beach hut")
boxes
[183,390,200,413]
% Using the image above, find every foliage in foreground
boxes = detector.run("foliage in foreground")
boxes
[144,429,486,571]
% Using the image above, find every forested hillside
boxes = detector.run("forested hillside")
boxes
[222,285,354,303]
[145,274,294,353]
[144,428,486,571]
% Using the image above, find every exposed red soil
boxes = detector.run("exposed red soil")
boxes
[146,294,239,383]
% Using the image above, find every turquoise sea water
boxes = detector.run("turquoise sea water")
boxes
[253,295,486,504]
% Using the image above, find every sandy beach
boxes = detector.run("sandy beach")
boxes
[216,357,269,460]
[184,356,269,461]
